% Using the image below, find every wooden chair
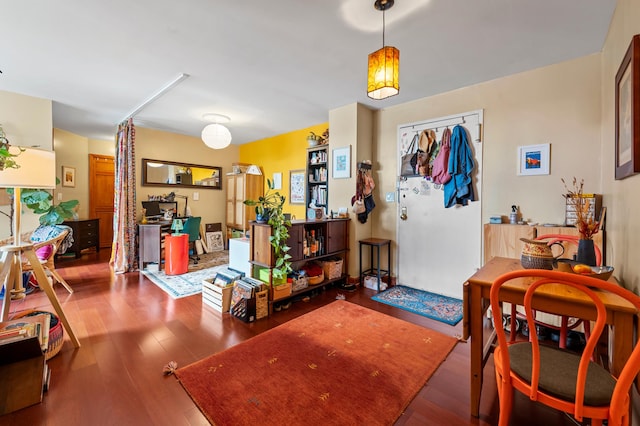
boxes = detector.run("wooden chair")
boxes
[21,228,74,294]
[491,269,640,426]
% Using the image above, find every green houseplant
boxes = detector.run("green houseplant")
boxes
[244,179,292,280]
[0,125,24,171]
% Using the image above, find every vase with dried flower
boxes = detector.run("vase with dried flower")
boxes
[562,177,599,265]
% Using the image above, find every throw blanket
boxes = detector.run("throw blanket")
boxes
[443,125,475,208]
[30,225,75,254]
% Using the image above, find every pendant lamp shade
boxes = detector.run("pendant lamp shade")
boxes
[201,123,232,149]
[367,46,399,100]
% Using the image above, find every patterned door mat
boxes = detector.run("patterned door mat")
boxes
[372,285,463,325]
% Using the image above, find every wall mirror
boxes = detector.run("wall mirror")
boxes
[142,158,222,190]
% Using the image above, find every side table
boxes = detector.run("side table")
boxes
[165,234,188,275]
[359,238,391,291]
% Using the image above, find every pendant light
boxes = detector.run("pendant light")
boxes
[367,0,399,100]
[201,113,232,149]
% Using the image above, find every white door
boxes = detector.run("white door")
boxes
[396,110,483,299]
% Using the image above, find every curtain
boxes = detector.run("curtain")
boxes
[110,118,138,273]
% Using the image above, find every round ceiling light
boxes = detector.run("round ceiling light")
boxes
[201,123,232,149]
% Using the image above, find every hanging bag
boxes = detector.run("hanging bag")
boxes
[400,133,420,176]
[432,127,452,184]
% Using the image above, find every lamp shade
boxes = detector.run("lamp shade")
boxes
[171,218,184,234]
[0,147,56,189]
[201,123,232,149]
[367,46,400,100]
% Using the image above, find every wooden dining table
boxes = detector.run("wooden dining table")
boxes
[462,256,636,417]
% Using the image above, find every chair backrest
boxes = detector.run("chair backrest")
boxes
[181,217,201,242]
[490,269,640,423]
[535,233,602,266]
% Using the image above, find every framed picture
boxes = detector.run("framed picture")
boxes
[289,169,305,204]
[332,145,351,179]
[517,144,550,176]
[272,172,282,189]
[615,34,640,180]
[62,166,76,187]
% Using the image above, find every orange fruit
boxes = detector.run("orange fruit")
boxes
[572,264,592,274]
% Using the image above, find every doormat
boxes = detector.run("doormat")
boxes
[175,300,458,425]
[141,264,228,299]
[372,285,463,325]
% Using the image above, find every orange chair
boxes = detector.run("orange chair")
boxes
[491,269,640,426]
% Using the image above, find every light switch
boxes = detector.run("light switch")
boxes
[385,192,395,203]
[193,192,199,201]
[57,192,63,201]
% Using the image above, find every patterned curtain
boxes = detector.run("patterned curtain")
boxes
[110,118,138,273]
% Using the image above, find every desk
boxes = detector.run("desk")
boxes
[463,257,635,417]
[138,222,171,269]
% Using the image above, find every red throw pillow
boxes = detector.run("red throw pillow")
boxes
[36,244,53,260]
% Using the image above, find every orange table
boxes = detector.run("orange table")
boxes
[462,257,636,417]
[164,234,188,275]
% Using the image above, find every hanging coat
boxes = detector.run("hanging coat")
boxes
[443,125,475,208]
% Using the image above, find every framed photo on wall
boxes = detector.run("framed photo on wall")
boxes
[517,144,550,176]
[62,166,76,187]
[289,169,305,204]
[615,34,640,180]
[332,145,351,179]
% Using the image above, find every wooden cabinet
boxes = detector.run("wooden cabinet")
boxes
[250,218,350,306]
[306,146,328,217]
[484,223,605,264]
[225,173,263,235]
[62,218,100,258]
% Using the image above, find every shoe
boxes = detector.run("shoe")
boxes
[281,301,292,310]
[274,303,282,312]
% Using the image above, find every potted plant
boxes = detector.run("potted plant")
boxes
[244,179,292,280]
[0,125,24,171]
[562,177,599,265]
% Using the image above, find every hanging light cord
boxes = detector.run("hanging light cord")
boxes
[382,4,386,46]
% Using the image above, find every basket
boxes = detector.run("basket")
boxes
[272,282,292,300]
[291,275,309,292]
[14,309,64,360]
[255,289,269,319]
[308,271,324,285]
[322,258,344,280]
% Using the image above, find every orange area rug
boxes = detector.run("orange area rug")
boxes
[175,300,458,425]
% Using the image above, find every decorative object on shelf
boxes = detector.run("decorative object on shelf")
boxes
[615,34,640,180]
[243,179,292,279]
[517,143,550,176]
[201,113,232,149]
[171,218,183,235]
[307,132,325,147]
[332,145,351,179]
[367,0,399,100]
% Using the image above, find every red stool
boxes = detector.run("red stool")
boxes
[165,234,188,275]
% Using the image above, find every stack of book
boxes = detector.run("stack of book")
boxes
[202,267,244,313]
[0,313,50,352]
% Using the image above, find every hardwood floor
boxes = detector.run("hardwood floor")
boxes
[2,252,583,426]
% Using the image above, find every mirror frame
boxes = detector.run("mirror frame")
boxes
[141,158,223,190]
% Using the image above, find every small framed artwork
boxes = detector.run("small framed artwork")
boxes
[289,169,305,204]
[517,144,550,176]
[272,172,282,189]
[62,166,76,187]
[615,34,640,180]
[332,145,351,179]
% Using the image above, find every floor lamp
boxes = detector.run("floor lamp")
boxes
[0,148,80,347]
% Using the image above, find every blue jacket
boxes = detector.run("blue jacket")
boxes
[443,125,475,208]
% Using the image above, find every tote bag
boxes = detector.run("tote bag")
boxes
[400,133,420,176]
[432,127,452,184]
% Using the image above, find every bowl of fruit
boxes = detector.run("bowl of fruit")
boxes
[555,259,614,281]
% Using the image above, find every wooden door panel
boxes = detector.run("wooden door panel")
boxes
[89,154,115,249]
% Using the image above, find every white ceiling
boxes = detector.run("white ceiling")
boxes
[0,0,616,144]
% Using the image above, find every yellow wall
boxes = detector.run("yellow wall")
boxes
[239,124,328,220]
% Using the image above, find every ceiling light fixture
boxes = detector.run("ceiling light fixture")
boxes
[367,0,399,100]
[201,113,232,149]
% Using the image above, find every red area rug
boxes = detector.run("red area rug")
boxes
[175,300,458,425]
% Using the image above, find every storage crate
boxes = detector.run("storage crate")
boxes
[322,258,344,280]
[255,289,269,319]
[258,268,287,285]
[272,282,292,301]
[291,275,308,292]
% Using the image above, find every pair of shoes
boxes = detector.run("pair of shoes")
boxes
[339,282,357,292]
[281,301,292,310]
